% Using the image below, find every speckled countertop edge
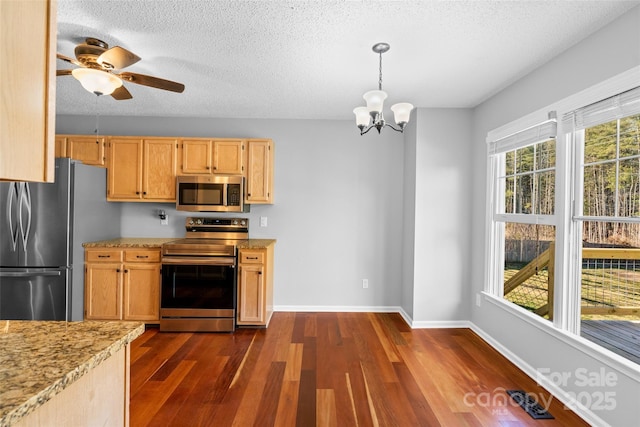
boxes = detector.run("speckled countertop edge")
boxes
[83,237,178,248]
[83,238,276,249]
[0,321,144,427]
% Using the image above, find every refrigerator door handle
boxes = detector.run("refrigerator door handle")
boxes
[0,271,62,278]
[17,183,32,252]
[6,183,18,251]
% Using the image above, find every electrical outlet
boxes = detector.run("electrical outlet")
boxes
[362,279,369,289]
[260,216,268,227]
[476,293,482,307]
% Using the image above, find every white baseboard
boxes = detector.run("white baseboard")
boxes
[469,322,609,427]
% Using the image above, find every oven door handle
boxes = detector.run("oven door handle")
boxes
[172,271,176,298]
[161,256,237,266]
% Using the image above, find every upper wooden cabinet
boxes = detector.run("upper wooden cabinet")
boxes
[180,139,213,174]
[213,139,244,174]
[108,137,178,202]
[55,133,274,205]
[245,139,274,204]
[0,0,56,182]
[179,138,244,175]
[62,135,108,166]
[55,136,67,158]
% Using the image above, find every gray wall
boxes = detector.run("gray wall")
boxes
[402,108,473,323]
[470,6,640,426]
[57,116,406,310]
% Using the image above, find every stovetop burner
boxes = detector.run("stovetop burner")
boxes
[162,217,249,258]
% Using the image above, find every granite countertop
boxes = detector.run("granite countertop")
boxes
[84,237,276,249]
[237,239,276,249]
[83,237,178,248]
[0,320,144,426]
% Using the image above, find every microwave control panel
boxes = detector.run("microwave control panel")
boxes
[227,184,241,206]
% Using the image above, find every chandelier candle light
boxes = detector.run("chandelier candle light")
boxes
[353,43,414,135]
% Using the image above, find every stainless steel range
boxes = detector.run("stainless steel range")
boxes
[160,217,248,332]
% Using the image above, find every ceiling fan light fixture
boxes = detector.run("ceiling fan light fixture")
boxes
[71,68,122,96]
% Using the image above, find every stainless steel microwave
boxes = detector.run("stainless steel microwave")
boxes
[176,175,248,212]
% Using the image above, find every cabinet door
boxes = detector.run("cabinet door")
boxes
[245,139,273,203]
[213,140,244,175]
[123,263,160,321]
[55,136,67,158]
[85,263,122,320]
[143,139,178,201]
[108,138,143,200]
[67,136,106,166]
[238,264,265,324]
[181,139,212,174]
[0,0,56,182]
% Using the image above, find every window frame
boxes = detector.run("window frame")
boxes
[484,66,640,338]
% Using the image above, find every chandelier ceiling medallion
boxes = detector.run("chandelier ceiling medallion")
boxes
[353,42,414,135]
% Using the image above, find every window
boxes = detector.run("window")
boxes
[569,105,640,324]
[487,118,557,322]
[486,81,640,364]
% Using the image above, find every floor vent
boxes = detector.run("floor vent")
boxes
[506,390,554,420]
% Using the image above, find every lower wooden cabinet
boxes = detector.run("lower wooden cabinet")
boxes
[237,244,274,326]
[85,248,161,322]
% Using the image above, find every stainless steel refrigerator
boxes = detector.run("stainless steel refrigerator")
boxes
[0,158,121,321]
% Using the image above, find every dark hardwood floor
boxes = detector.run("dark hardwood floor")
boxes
[130,312,588,426]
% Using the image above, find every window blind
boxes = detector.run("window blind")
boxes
[488,117,557,155]
[562,85,640,130]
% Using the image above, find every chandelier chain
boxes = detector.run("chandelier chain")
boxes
[378,51,383,91]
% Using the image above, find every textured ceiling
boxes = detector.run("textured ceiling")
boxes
[55,0,639,120]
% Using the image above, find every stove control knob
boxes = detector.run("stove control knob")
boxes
[196,219,202,225]
[232,219,238,225]
[188,219,194,225]
[240,220,246,226]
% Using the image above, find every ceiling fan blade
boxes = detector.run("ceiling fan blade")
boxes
[111,85,133,100]
[56,53,83,67]
[118,72,185,93]
[57,69,73,76]
[98,46,141,70]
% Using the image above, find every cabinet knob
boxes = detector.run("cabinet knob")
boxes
[124,269,129,273]
[116,269,121,272]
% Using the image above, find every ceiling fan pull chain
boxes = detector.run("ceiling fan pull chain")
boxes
[94,95,100,143]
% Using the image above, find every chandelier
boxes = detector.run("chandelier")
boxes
[353,43,413,135]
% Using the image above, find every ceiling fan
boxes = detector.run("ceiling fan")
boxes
[56,37,185,99]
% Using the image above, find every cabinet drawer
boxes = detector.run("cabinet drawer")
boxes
[239,251,264,264]
[86,249,123,262]
[124,249,161,263]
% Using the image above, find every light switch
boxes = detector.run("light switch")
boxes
[260,216,268,227]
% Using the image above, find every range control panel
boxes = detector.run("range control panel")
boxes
[185,217,249,233]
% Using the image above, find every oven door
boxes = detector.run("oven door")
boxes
[161,257,237,331]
